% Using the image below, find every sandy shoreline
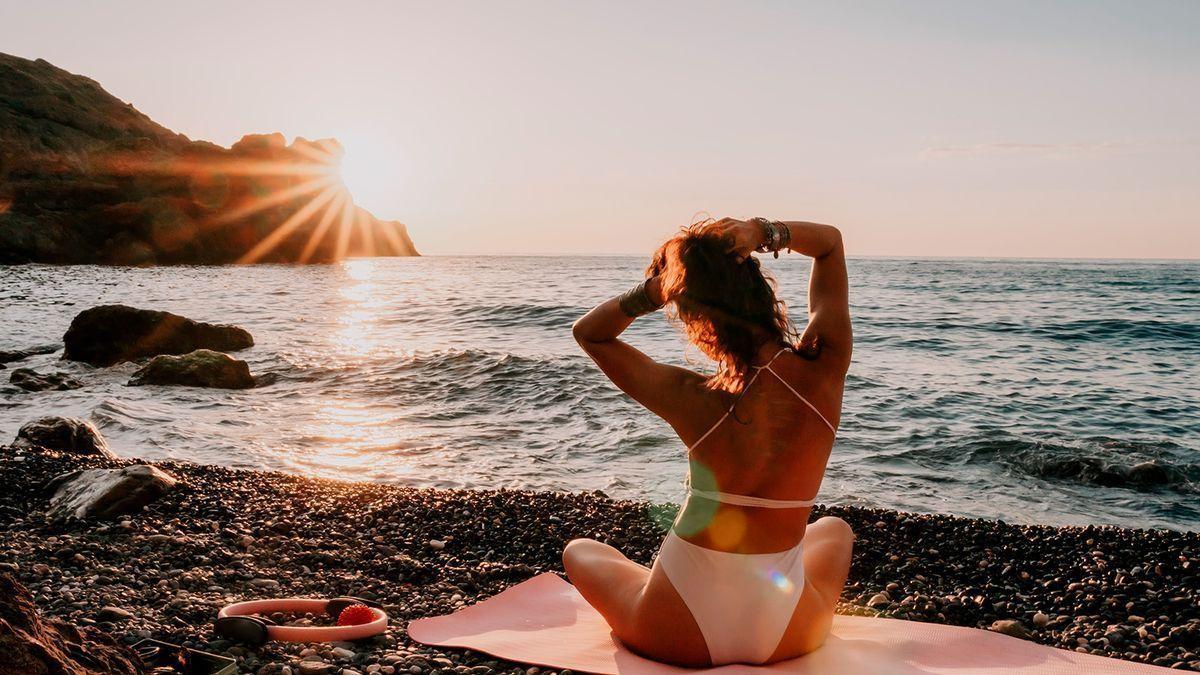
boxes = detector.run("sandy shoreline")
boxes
[2,445,1197,673]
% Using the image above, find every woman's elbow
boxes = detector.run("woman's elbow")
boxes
[571,318,594,348]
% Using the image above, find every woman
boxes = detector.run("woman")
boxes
[563,217,854,666]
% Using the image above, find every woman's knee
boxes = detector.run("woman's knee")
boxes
[810,516,854,543]
[562,537,608,572]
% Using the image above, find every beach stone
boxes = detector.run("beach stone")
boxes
[128,349,255,389]
[990,619,1030,639]
[8,368,82,392]
[97,606,134,622]
[46,464,178,520]
[62,305,254,366]
[868,592,891,608]
[1033,611,1050,628]
[0,344,59,364]
[0,572,139,673]
[13,416,114,458]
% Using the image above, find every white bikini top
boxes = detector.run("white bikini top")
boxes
[685,347,837,509]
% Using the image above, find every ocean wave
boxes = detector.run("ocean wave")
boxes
[456,303,582,329]
[894,434,1199,492]
[1042,318,1200,345]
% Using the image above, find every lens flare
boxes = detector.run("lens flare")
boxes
[769,569,794,593]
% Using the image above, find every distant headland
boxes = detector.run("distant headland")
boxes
[0,53,419,265]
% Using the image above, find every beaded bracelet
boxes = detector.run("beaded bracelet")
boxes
[618,279,664,318]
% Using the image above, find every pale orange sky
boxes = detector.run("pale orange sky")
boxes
[2,1,1198,258]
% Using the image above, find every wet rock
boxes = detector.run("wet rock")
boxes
[46,464,178,520]
[0,572,139,673]
[0,344,59,363]
[128,349,255,389]
[13,416,113,458]
[1127,461,1171,487]
[9,367,83,391]
[62,304,254,366]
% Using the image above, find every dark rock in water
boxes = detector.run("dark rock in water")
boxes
[1127,461,1171,487]
[46,464,177,520]
[62,304,253,366]
[0,572,140,674]
[129,349,254,389]
[9,367,82,391]
[14,416,113,458]
[0,343,60,363]
[0,53,419,265]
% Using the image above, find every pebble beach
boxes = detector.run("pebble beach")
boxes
[2,443,1197,673]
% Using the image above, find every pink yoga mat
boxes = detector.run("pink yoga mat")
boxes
[409,573,1172,675]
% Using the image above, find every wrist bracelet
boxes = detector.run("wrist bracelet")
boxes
[618,279,664,318]
[752,218,789,258]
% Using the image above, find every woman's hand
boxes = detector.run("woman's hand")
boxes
[710,217,765,262]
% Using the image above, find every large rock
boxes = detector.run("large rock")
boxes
[46,464,178,520]
[0,52,419,265]
[9,367,82,391]
[0,572,140,674]
[62,304,253,366]
[129,349,255,389]
[13,416,114,458]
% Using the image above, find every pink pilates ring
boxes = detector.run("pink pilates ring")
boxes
[215,597,388,644]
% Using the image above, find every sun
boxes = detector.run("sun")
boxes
[109,133,406,264]
[332,138,398,218]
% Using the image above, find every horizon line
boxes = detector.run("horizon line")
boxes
[407,252,1200,263]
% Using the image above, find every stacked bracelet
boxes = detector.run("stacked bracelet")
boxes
[618,279,664,318]
[751,217,791,258]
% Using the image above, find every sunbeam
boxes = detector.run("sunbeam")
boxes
[237,184,340,264]
[299,191,349,264]
[207,174,338,227]
[333,198,358,262]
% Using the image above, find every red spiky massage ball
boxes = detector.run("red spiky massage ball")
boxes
[337,604,375,626]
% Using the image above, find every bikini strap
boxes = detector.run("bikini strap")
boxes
[761,365,838,435]
[750,347,791,370]
[685,367,765,452]
[685,475,817,509]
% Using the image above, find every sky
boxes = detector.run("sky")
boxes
[2,1,1198,258]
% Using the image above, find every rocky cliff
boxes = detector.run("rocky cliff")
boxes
[0,52,418,264]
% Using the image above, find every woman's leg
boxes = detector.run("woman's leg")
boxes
[772,516,856,659]
[562,538,710,665]
[562,538,649,631]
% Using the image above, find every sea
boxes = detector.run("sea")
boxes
[1,257,1197,531]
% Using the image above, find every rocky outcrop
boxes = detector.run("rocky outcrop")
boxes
[62,304,253,366]
[14,416,114,458]
[0,52,419,265]
[129,349,255,389]
[9,367,82,391]
[0,572,141,674]
[46,464,177,520]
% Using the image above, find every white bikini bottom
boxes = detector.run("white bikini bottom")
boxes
[656,531,806,665]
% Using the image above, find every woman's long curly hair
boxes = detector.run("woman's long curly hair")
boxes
[649,220,800,394]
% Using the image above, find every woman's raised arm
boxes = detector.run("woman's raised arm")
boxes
[721,218,851,367]
[572,277,702,422]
